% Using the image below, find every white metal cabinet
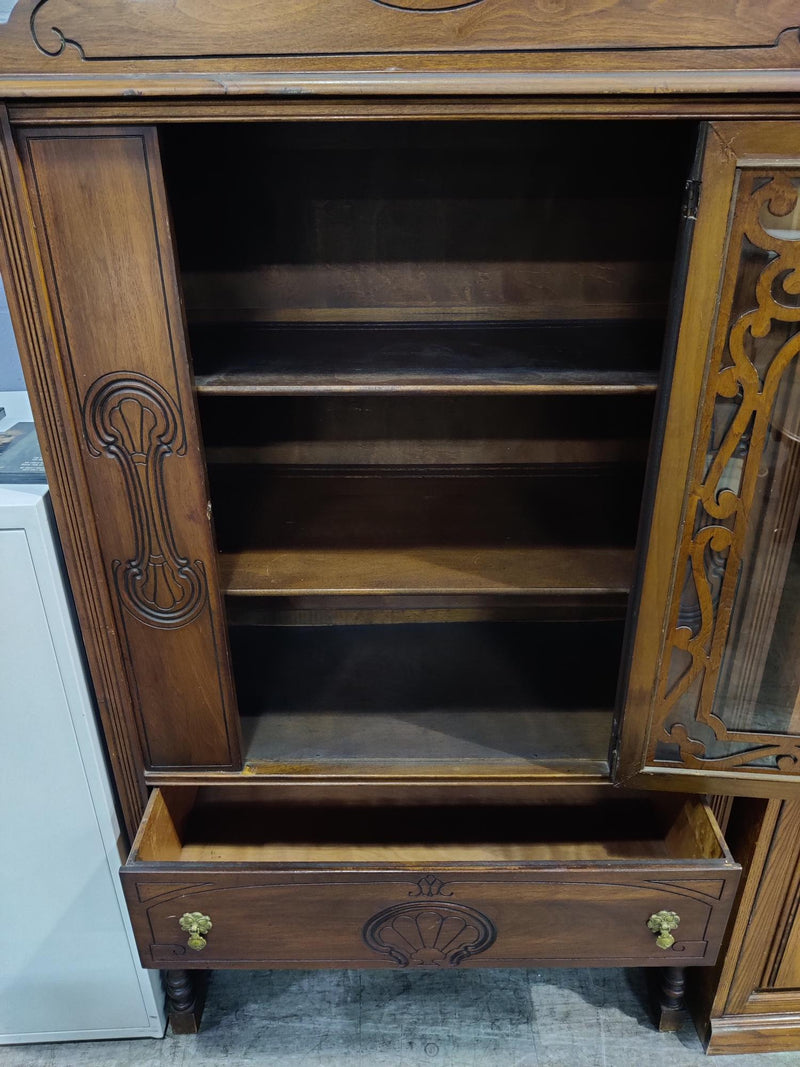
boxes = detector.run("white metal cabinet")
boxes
[0,396,165,1043]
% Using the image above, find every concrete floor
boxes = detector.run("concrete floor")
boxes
[2,968,799,1067]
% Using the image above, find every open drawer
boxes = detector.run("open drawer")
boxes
[121,787,740,970]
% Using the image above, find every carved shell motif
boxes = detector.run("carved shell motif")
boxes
[363,902,496,967]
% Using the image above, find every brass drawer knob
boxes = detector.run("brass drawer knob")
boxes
[179,911,212,951]
[647,910,680,950]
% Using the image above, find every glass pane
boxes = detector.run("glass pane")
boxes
[654,171,800,773]
[714,362,800,739]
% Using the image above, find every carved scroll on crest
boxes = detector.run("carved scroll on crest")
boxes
[83,371,207,629]
[363,901,496,967]
[370,0,485,9]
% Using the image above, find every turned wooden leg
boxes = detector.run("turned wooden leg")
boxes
[164,969,209,1034]
[654,966,687,1032]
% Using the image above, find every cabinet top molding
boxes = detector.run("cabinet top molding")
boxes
[0,0,798,97]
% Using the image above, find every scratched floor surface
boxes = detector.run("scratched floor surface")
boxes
[2,968,798,1067]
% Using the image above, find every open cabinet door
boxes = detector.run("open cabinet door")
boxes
[11,125,242,776]
[616,121,800,798]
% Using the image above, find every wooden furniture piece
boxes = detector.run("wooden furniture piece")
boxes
[2,0,800,1050]
[690,798,800,1053]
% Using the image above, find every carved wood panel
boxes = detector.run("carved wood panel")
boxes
[362,901,496,967]
[694,800,800,1052]
[1,0,800,99]
[121,866,739,970]
[647,170,800,776]
[0,107,156,834]
[16,127,240,770]
[82,372,208,630]
[722,801,800,1007]
[23,0,800,62]
[618,124,800,792]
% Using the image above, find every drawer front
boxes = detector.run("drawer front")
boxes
[122,867,738,970]
[29,0,800,61]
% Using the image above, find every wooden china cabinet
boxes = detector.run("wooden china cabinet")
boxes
[2,0,800,1051]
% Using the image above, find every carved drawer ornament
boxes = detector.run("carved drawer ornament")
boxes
[654,170,800,773]
[83,371,207,629]
[409,874,452,897]
[363,901,496,967]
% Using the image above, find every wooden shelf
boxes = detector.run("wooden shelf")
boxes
[224,597,631,629]
[219,545,635,597]
[191,321,662,395]
[198,393,656,472]
[241,709,613,777]
[210,462,644,600]
[229,619,621,774]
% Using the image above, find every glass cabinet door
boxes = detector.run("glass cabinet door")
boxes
[617,121,800,795]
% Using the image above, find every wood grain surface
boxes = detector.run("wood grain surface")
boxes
[25,0,800,60]
[121,789,739,971]
[617,122,800,796]
[15,127,241,770]
[691,799,800,1052]
[1,0,800,99]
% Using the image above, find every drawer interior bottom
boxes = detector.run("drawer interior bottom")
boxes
[132,786,731,866]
